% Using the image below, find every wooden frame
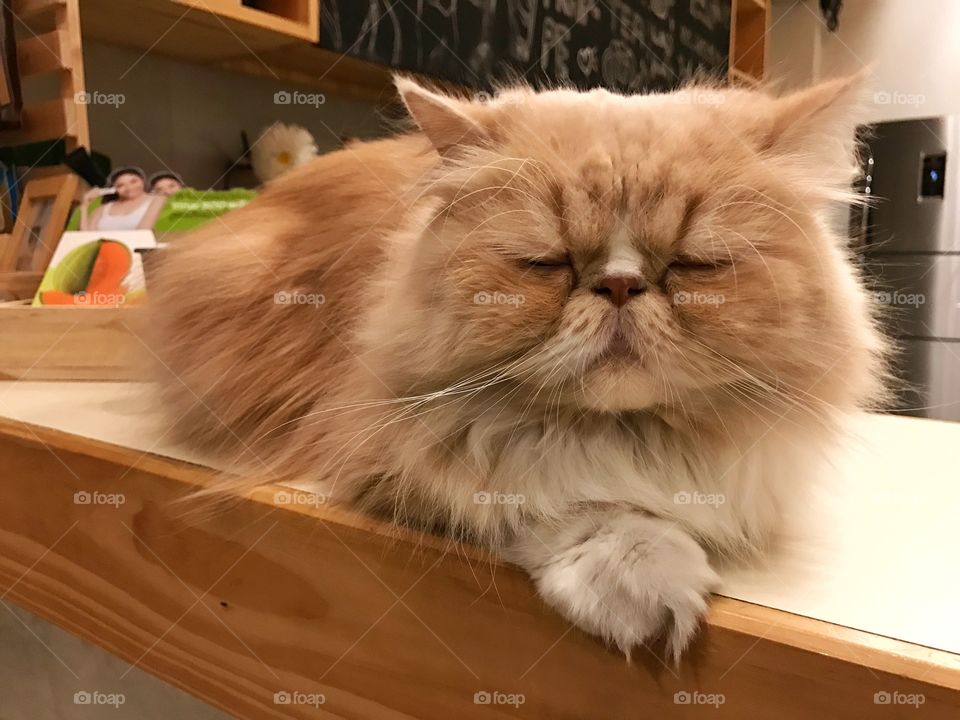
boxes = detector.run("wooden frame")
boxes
[0,0,24,127]
[1,417,958,719]
[0,171,78,273]
[729,0,768,86]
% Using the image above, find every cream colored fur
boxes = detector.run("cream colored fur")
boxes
[149,74,887,661]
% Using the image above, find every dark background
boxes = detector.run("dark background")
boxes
[317,0,731,94]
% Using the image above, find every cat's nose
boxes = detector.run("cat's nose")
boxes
[593,275,646,307]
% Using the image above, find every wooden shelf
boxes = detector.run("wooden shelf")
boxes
[7,0,90,148]
[77,0,394,104]
[173,0,317,42]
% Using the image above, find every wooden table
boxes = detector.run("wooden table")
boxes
[1,382,958,719]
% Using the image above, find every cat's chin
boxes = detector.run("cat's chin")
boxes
[575,362,661,412]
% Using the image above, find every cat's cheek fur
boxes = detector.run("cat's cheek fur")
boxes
[506,509,720,663]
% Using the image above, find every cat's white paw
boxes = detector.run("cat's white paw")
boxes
[509,511,719,663]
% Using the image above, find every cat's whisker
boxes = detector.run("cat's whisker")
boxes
[680,328,852,420]
[264,354,528,441]
[713,195,837,287]
[660,335,830,430]
[320,344,567,483]
[711,223,784,325]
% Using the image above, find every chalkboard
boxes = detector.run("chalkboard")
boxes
[318,1,731,94]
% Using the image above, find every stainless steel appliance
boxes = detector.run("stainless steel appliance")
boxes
[858,117,960,421]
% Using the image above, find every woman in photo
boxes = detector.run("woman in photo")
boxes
[149,170,185,197]
[81,167,166,231]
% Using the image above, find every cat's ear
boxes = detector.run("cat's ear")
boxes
[395,76,489,152]
[765,72,867,151]
[757,72,868,194]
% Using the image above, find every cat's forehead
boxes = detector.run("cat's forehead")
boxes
[474,87,749,253]
[549,147,704,256]
[507,91,725,187]
[507,86,723,139]
[557,179,695,259]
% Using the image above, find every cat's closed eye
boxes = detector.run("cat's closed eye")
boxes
[523,255,571,270]
[669,255,732,272]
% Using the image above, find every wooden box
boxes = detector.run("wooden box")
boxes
[0,305,143,380]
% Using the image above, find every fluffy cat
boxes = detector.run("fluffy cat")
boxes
[149,75,887,661]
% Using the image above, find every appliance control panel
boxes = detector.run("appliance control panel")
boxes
[920,152,946,198]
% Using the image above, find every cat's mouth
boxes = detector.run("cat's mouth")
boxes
[595,326,642,364]
[605,330,633,357]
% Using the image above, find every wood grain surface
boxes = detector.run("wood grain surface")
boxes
[1,416,958,719]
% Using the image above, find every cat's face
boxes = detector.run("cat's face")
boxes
[369,78,883,416]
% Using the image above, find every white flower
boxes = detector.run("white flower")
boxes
[251,122,318,183]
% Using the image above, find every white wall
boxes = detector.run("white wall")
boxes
[82,41,387,190]
[768,0,960,123]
